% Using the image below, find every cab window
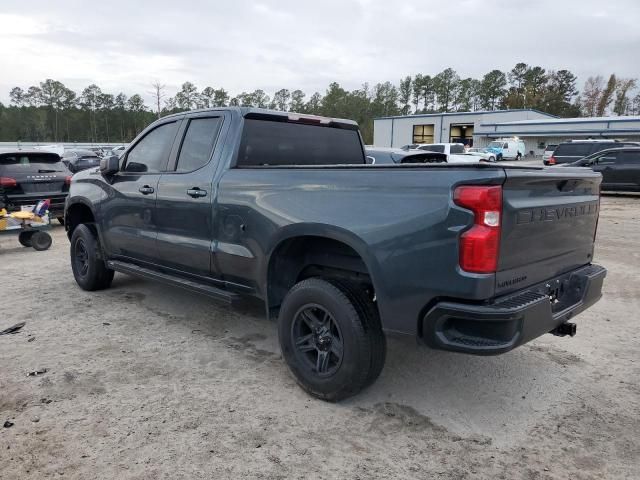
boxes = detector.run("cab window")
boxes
[175,117,222,172]
[124,121,179,173]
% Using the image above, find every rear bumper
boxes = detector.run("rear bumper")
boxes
[5,193,67,215]
[420,264,606,355]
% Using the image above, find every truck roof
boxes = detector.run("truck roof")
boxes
[161,107,359,129]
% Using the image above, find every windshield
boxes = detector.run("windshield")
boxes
[488,141,503,148]
[0,154,66,173]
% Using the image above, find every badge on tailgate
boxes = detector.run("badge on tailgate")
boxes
[516,202,599,225]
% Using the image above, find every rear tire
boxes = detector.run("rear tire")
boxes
[70,224,114,291]
[278,277,385,401]
[31,231,52,251]
[18,231,35,247]
[329,279,386,389]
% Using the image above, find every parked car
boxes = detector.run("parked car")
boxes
[542,144,558,163]
[110,145,126,156]
[65,107,606,401]
[403,143,480,163]
[486,138,527,161]
[0,149,71,223]
[466,147,497,162]
[560,147,640,192]
[365,147,447,164]
[62,149,102,173]
[545,140,640,165]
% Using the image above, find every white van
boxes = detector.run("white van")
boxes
[486,138,527,161]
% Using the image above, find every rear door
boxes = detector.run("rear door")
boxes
[496,167,602,296]
[615,150,640,191]
[101,118,181,264]
[155,113,226,277]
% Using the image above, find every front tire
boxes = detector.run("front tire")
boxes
[70,224,114,291]
[278,277,386,401]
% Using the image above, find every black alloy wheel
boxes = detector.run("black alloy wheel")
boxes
[291,304,343,377]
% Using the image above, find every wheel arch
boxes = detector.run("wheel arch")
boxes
[65,199,97,239]
[264,225,382,315]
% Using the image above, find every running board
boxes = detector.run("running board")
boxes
[107,260,241,305]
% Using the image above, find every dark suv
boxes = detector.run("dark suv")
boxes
[0,149,71,221]
[565,147,640,192]
[545,140,640,165]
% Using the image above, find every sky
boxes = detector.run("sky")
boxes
[1,0,639,106]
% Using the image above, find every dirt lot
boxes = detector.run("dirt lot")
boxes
[1,195,639,479]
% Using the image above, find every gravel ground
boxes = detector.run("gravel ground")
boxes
[1,195,638,479]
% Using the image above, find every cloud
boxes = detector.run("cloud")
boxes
[0,0,639,106]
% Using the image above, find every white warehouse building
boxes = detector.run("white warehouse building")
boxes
[373,111,640,157]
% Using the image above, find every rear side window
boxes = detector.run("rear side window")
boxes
[450,144,464,154]
[619,151,640,164]
[592,143,619,154]
[554,143,594,157]
[237,119,364,166]
[176,117,222,172]
[125,121,179,173]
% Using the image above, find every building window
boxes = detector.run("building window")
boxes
[450,125,474,146]
[413,124,434,144]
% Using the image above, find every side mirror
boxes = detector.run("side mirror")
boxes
[366,155,376,165]
[100,155,120,175]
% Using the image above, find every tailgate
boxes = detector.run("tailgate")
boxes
[496,167,601,295]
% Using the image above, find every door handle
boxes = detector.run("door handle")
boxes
[139,185,155,195]
[187,188,208,198]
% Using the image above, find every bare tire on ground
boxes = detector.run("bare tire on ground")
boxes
[31,231,52,251]
[278,277,386,401]
[18,230,35,247]
[70,224,114,291]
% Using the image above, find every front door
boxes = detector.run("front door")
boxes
[155,115,225,277]
[593,151,620,189]
[101,119,181,264]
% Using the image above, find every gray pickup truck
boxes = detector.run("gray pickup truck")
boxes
[65,107,606,400]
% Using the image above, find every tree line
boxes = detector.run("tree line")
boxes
[1,63,638,145]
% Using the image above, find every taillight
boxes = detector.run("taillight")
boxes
[548,156,556,165]
[453,185,502,274]
[0,177,17,188]
[65,176,72,185]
